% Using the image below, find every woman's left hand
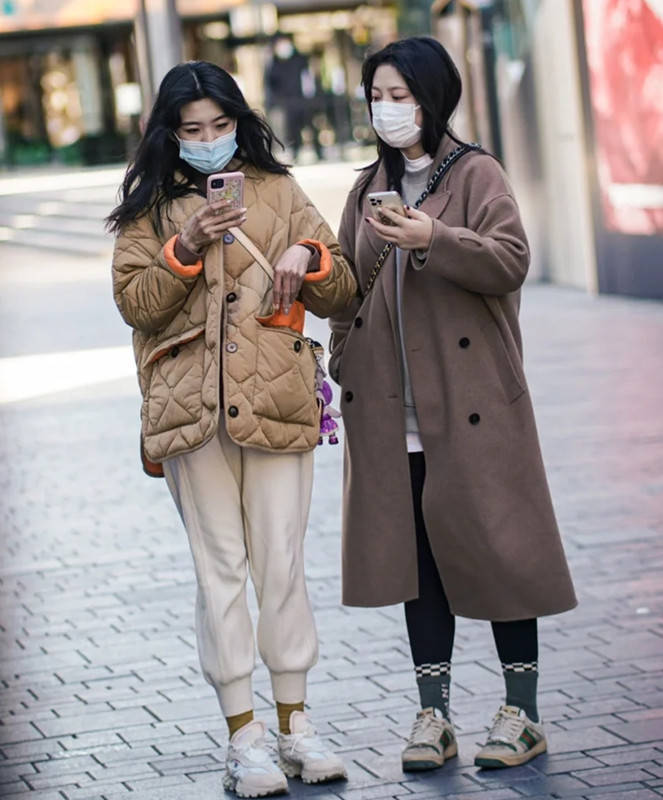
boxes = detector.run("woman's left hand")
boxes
[366,206,434,251]
[272,244,310,313]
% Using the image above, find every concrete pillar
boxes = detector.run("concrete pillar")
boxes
[134,0,183,108]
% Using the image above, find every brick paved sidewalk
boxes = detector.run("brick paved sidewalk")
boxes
[1,285,662,799]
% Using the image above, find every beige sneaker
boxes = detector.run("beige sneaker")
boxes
[223,720,288,798]
[474,704,547,768]
[401,707,458,772]
[277,710,347,784]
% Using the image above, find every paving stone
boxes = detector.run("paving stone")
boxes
[601,719,663,745]
[585,790,663,800]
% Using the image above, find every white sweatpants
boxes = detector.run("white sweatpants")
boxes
[162,422,319,717]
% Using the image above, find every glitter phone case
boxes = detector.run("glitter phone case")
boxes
[207,171,244,210]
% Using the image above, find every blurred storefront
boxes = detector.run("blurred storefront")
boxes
[0,0,398,168]
[434,0,663,300]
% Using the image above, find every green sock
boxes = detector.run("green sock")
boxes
[502,662,539,722]
[415,662,451,719]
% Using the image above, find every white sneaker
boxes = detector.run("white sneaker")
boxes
[277,710,347,784]
[474,704,547,768]
[401,707,458,771]
[223,720,288,798]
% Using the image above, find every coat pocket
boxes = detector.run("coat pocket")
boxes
[143,326,207,436]
[478,316,525,404]
[252,325,318,426]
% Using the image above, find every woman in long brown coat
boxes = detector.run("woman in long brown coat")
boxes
[329,37,576,773]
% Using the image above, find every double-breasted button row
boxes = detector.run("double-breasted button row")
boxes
[459,337,470,348]
[469,413,480,425]
[354,317,363,328]
[345,391,354,402]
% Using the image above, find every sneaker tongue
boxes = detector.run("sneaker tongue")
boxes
[233,719,265,746]
[288,710,311,734]
[501,705,524,718]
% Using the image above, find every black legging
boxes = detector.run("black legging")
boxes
[404,453,538,668]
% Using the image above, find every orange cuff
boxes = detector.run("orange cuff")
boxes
[163,235,203,278]
[298,239,332,283]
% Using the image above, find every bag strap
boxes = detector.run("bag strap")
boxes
[229,226,274,281]
[361,142,481,298]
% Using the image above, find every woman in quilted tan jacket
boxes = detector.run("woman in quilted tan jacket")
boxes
[108,61,355,797]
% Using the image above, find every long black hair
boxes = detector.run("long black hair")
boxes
[107,61,289,233]
[358,37,465,204]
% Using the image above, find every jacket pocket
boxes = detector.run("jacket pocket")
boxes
[252,325,318,426]
[142,324,206,368]
[143,326,207,436]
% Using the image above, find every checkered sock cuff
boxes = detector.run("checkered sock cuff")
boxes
[502,661,538,673]
[415,662,451,679]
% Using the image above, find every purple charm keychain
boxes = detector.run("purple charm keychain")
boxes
[307,339,341,445]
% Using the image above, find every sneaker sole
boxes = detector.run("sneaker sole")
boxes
[402,742,458,772]
[279,759,347,784]
[223,773,288,798]
[474,739,547,769]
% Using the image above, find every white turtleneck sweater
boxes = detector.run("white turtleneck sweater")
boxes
[396,152,433,453]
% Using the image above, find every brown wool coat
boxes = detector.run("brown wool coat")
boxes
[112,163,356,463]
[329,137,577,620]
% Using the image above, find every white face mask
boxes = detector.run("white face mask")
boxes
[371,101,421,149]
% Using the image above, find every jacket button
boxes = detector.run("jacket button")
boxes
[223,232,235,244]
[294,340,302,353]
[226,292,237,303]
[354,317,363,328]
[344,390,354,402]
[169,345,180,358]
[469,413,480,425]
[459,337,470,348]
[226,342,238,353]
[228,406,239,418]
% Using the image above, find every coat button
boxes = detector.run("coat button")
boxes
[459,337,470,348]
[223,232,235,244]
[469,413,480,425]
[228,406,239,418]
[344,390,354,402]
[354,317,363,328]
[169,345,180,358]
[226,292,237,303]
[294,340,302,352]
[226,342,238,353]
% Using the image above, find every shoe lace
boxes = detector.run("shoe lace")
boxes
[407,712,443,746]
[487,710,523,744]
[283,724,324,757]
[235,733,272,763]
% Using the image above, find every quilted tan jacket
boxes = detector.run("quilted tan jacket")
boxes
[112,165,356,464]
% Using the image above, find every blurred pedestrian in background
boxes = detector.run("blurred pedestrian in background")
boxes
[330,36,576,774]
[265,34,324,162]
[108,60,355,798]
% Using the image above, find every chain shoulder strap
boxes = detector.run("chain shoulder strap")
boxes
[361,142,481,298]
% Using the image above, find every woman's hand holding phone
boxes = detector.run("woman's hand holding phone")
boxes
[180,200,247,253]
[366,205,434,251]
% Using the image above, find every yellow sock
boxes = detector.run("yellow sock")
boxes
[226,709,254,738]
[276,701,305,734]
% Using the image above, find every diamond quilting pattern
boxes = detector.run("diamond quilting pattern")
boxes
[114,169,352,462]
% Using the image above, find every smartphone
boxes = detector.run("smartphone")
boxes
[207,171,244,210]
[367,190,406,225]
